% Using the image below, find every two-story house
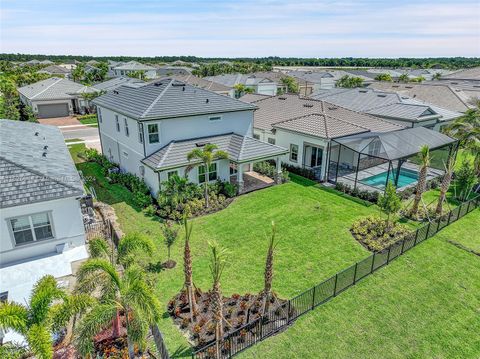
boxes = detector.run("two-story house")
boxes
[93,79,288,194]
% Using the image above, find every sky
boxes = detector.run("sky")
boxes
[1,0,479,58]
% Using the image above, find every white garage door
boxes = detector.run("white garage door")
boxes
[37,103,69,118]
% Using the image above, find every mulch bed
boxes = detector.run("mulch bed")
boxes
[168,289,289,349]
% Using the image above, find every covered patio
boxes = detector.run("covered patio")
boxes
[327,127,458,193]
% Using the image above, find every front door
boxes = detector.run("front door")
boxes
[310,147,323,168]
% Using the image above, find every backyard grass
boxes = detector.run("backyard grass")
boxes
[77,114,98,127]
[239,209,480,359]
[72,151,479,357]
[68,142,87,163]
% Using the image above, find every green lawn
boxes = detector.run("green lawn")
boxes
[78,115,98,127]
[68,142,87,163]
[240,209,480,359]
[73,153,479,357]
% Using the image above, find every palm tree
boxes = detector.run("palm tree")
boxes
[208,241,229,359]
[262,222,278,315]
[410,145,431,218]
[435,156,456,215]
[398,74,409,83]
[0,275,92,359]
[187,143,228,208]
[75,260,161,359]
[447,108,480,177]
[183,217,198,321]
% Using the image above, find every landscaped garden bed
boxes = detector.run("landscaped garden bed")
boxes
[168,289,289,349]
[350,216,410,251]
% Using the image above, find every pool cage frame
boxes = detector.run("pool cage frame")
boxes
[327,128,459,193]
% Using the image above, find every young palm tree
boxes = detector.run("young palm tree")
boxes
[75,260,161,359]
[208,241,229,359]
[0,275,92,359]
[183,217,198,321]
[262,222,278,315]
[435,156,456,215]
[187,143,228,208]
[410,145,431,218]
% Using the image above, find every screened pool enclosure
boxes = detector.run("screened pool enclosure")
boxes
[327,127,458,193]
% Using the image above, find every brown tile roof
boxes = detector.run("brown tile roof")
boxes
[251,94,402,135]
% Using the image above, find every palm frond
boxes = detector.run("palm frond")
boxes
[125,313,149,351]
[208,241,229,284]
[0,302,28,334]
[213,150,229,160]
[77,258,122,292]
[88,237,112,260]
[203,143,219,152]
[29,275,65,326]
[117,233,154,267]
[49,294,96,333]
[186,148,204,161]
[26,323,53,359]
[74,302,118,357]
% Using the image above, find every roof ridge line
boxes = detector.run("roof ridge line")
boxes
[140,78,174,119]
[30,77,62,99]
[0,155,82,194]
[324,113,371,131]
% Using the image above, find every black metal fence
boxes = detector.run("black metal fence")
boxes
[192,196,480,358]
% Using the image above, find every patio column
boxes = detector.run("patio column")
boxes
[275,156,283,184]
[237,163,244,194]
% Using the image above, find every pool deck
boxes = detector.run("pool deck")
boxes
[336,162,444,193]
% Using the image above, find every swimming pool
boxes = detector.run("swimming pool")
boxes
[361,168,419,188]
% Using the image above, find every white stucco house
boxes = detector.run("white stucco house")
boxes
[205,74,279,96]
[93,79,288,194]
[0,120,88,343]
[17,77,99,118]
[112,61,157,79]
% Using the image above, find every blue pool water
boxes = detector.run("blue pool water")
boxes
[361,169,418,188]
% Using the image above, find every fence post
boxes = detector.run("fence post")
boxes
[311,286,316,309]
[425,221,431,239]
[457,204,462,220]
[370,253,376,273]
[466,200,472,213]
[414,229,419,246]
[401,238,406,254]
[353,262,358,284]
[447,210,452,225]
[386,246,392,264]
[333,274,338,296]
[286,300,291,323]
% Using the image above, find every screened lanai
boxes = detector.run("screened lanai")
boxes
[327,127,458,193]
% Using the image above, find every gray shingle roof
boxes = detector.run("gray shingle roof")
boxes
[93,79,256,120]
[38,65,71,75]
[366,103,437,121]
[286,70,335,83]
[205,74,276,87]
[272,113,370,139]
[251,94,402,133]
[142,133,288,170]
[161,74,232,92]
[0,120,83,208]
[444,67,480,80]
[93,77,146,92]
[113,61,156,71]
[18,77,98,100]
[238,93,272,103]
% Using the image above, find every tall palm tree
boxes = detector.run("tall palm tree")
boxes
[262,222,278,315]
[0,275,92,359]
[447,108,480,176]
[187,143,228,208]
[208,241,229,359]
[75,260,161,359]
[183,217,198,321]
[410,145,431,218]
[435,156,455,215]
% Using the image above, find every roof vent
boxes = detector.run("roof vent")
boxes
[377,94,387,97]
[328,106,338,110]
[303,103,313,108]
[405,86,413,89]
[359,90,368,93]
[206,99,209,103]
[42,152,47,157]
[182,86,185,91]
[34,131,39,136]
[195,141,209,147]
[392,85,399,88]
[43,145,48,150]
[172,82,186,86]
[153,81,163,87]
[113,90,119,94]
[278,96,287,100]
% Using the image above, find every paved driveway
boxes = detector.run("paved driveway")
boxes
[37,116,81,126]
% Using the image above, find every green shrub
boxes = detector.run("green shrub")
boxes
[350,216,410,251]
[253,161,276,178]
[142,204,157,216]
[335,182,379,203]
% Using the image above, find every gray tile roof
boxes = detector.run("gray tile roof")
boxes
[286,70,335,83]
[142,133,288,170]
[18,77,98,100]
[251,94,402,133]
[205,74,276,87]
[0,120,84,208]
[162,74,232,92]
[93,77,146,92]
[238,93,272,103]
[272,113,370,139]
[93,79,256,120]
[444,67,480,80]
[113,61,156,71]
[366,103,437,121]
[38,65,71,75]
[400,98,463,122]
[368,82,470,112]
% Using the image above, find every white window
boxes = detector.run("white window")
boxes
[268,137,276,145]
[115,115,120,132]
[138,123,144,143]
[97,107,102,123]
[167,170,178,179]
[209,116,222,122]
[9,212,54,246]
[124,118,129,137]
[198,163,217,183]
[253,133,260,140]
[148,124,159,143]
[290,144,299,162]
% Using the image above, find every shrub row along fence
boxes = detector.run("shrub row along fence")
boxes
[192,196,480,359]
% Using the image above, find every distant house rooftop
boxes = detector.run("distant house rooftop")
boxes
[93,76,146,92]
[162,74,232,92]
[18,77,98,100]
[92,79,256,120]
[37,65,71,75]
[113,61,156,71]
[205,73,276,87]
[0,120,83,208]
